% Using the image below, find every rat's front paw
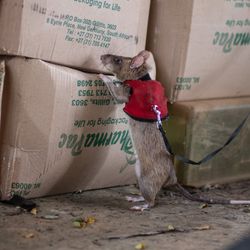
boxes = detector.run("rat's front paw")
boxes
[99,74,110,83]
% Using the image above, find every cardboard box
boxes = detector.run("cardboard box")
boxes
[147,0,250,102]
[0,57,137,200]
[0,0,150,72]
[165,98,250,187]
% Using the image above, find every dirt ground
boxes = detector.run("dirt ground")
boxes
[1,180,250,250]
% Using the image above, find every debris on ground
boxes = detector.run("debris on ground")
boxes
[1,180,250,250]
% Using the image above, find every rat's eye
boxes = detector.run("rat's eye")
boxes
[113,57,122,65]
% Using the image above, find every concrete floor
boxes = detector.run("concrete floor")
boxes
[1,180,250,250]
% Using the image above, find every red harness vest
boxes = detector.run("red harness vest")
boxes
[123,80,168,121]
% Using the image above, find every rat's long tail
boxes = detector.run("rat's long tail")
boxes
[175,183,250,205]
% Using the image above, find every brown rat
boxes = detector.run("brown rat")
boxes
[100,50,250,211]
[100,51,149,81]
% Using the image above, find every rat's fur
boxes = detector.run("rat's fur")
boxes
[100,54,149,82]
[100,52,177,210]
[128,118,177,208]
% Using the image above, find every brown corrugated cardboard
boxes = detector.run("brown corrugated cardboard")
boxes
[147,0,250,102]
[0,62,4,118]
[165,98,250,187]
[0,57,137,200]
[0,0,150,72]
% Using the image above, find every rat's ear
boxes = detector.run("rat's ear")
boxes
[130,50,150,69]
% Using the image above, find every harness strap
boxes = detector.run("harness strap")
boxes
[152,105,162,128]
[153,105,250,166]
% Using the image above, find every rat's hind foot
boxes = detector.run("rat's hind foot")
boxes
[125,196,145,203]
[130,203,150,212]
[126,195,152,211]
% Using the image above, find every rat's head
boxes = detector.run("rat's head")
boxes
[100,50,151,81]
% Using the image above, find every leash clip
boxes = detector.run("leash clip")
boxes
[152,105,162,128]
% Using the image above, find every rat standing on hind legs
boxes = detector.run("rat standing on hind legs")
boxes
[100,51,177,211]
[99,50,250,211]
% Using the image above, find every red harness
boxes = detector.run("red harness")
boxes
[123,80,168,121]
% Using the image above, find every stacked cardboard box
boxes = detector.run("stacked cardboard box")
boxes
[0,0,151,199]
[147,0,250,103]
[147,0,250,186]
[166,98,250,187]
[0,0,150,72]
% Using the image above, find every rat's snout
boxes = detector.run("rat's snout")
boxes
[100,55,105,62]
[100,54,108,63]
[100,54,112,66]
